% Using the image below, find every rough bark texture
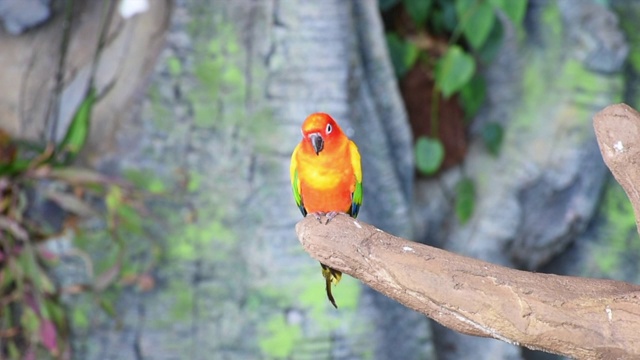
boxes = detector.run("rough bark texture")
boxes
[296,210,640,359]
[594,104,640,232]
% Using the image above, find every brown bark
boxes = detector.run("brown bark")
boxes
[594,103,640,234]
[295,103,640,360]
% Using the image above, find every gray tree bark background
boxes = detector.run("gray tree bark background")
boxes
[1,0,639,359]
[87,0,430,359]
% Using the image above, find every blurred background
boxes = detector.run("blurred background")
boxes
[0,0,638,359]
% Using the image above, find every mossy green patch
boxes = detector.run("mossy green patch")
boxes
[296,269,361,328]
[167,56,182,77]
[258,314,303,358]
[147,84,173,131]
[561,59,607,93]
[516,3,563,130]
[189,29,249,129]
[560,59,624,108]
[187,171,203,193]
[541,1,563,38]
[193,57,223,95]
[168,217,236,261]
[517,16,623,132]
[191,100,219,128]
[594,181,640,276]
[171,281,195,320]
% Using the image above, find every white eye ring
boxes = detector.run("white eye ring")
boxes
[326,123,332,134]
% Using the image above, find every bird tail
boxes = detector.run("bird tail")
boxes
[320,263,342,308]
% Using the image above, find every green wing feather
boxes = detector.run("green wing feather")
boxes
[349,141,363,218]
[290,144,307,216]
[351,181,362,218]
[292,169,306,216]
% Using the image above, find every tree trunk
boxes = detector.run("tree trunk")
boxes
[68,1,430,359]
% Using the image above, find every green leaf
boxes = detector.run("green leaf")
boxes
[415,136,445,175]
[435,45,475,98]
[379,0,401,11]
[117,204,143,234]
[455,0,495,49]
[57,88,97,163]
[0,159,30,176]
[455,178,475,224]
[477,18,504,63]
[106,185,123,229]
[72,306,89,329]
[7,343,19,359]
[459,75,486,119]
[482,122,504,155]
[21,305,40,334]
[0,268,13,292]
[19,249,55,294]
[403,0,433,27]
[431,2,459,34]
[106,185,123,213]
[43,299,65,330]
[386,33,420,78]
[98,296,117,317]
[489,0,528,25]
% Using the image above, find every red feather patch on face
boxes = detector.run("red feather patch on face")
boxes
[301,113,345,151]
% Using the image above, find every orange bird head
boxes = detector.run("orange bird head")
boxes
[300,112,346,156]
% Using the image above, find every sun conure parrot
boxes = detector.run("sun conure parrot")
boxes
[290,112,363,308]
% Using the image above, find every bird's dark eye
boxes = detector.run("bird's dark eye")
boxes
[326,123,332,134]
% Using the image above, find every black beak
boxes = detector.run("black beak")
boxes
[309,133,324,155]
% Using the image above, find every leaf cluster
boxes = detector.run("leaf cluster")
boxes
[380,0,526,223]
[0,91,152,358]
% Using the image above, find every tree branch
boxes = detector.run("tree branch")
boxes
[295,103,640,360]
[594,103,640,233]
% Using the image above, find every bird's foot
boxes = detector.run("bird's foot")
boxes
[311,212,326,223]
[325,211,346,224]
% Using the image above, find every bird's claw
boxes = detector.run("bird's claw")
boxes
[310,211,347,224]
[311,212,325,223]
[325,211,347,224]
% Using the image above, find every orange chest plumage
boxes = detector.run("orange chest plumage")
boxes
[295,150,356,214]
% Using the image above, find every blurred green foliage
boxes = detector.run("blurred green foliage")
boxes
[386,33,420,78]
[435,45,475,98]
[455,177,475,224]
[0,88,151,358]
[481,122,504,156]
[415,136,445,175]
[381,0,528,222]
